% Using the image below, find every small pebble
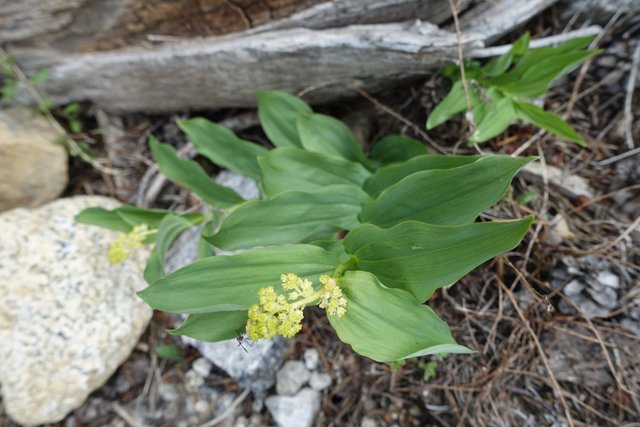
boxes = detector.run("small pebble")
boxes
[192,357,213,377]
[309,372,332,391]
[194,400,210,414]
[563,280,584,296]
[596,271,620,289]
[216,392,237,413]
[303,348,320,371]
[185,369,204,392]
[361,416,379,427]
[266,388,320,427]
[158,382,180,402]
[276,360,310,396]
[408,405,422,417]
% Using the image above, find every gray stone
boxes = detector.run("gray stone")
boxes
[543,326,613,388]
[563,280,584,296]
[265,388,321,427]
[194,400,210,414]
[303,348,320,371]
[361,416,380,427]
[185,369,205,392]
[596,271,620,289]
[309,372,332,391]
[192,357,213,378]
[0,196,152,426]
[586,286,618,309]
[183,336,288,398]
[158,382,180,402]
[0,107,68,212]
[216,170,260,200]
[276,360,311,396]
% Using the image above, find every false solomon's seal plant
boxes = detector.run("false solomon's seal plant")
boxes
[77,91,535,362]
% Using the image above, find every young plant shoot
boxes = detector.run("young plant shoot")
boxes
[427,33,600,146]
[77,90,534,363]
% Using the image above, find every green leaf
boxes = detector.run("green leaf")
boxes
[69,119,83,134]
[469,97,516,143]
[258,147,371,197]
[427,82,480,130]
[513,101,586,146]
[512,32,531,57]
[256,90,312,148]
[155,344,183,361]
[516,191,537,205]
[360,156,534,227]
[197,218,219,259]
[75,207,135,232]
[501,50,599,98]
[178,118,268,180]
[328,271,473,362]
[138,244,338,313]
[169,311,248,342]
[2,79,17,101]
[149,136,244,208]
[206,185,369,250]
[490,36,596,87]
[427,81,465,129]
[343,217,534,301]
[483,50,514,77]
[296,113,370,166]
[363,154,480,197]
[370,135,428,165]
[30,68,49,86]
[75,205,204,233]
[63,102,80,117]
[144,214,193,285]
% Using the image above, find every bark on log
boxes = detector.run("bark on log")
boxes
[9,0,559,112]
[1,0,460,53]
[0,0,326,52]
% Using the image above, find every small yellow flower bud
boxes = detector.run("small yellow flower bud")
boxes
[107,224,153,264]
[318,275,347,318]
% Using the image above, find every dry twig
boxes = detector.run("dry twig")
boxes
[624,40,640,149]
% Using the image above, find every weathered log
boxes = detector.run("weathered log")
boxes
[10,0,559,112]
[1,0,460,53]
[0,0,326,52]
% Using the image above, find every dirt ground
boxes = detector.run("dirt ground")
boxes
[2,4,640,427]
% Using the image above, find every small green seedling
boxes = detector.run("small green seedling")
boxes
[77,91,534,363]
[427,33,600,146]
[155,344,183,361]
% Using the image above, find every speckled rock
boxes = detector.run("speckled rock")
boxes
[0,196,152,426]
[0,107,68,212]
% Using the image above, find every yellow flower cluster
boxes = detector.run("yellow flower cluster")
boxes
[107,224,152,264]
[246,272,347,341]
[318,275,347,317]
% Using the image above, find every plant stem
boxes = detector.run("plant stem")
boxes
[332,256,357,277]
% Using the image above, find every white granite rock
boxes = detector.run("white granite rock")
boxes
[0,196,152,426]
[265,388,321,427]
[276,360,310,396]
[0,107,68,212]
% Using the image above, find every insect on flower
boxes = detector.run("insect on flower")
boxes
[235,328,254,353]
